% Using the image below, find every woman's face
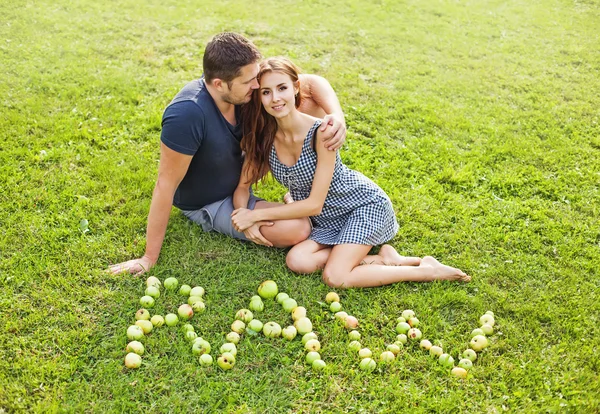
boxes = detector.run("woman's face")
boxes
[259,71,298,119]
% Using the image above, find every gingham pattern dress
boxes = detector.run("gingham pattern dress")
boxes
[269,120,399,246]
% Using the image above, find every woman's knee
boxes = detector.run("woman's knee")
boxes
[286,248,316,274]
[269,218,311,247]
[322,265,347,288]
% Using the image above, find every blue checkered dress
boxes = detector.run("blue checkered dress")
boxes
[269,120,399,246]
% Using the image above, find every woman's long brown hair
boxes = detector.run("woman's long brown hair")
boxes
[241,57,303,185]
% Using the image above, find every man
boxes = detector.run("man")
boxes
[109,32,346,276]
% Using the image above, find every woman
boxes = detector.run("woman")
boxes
[231,57,470,288]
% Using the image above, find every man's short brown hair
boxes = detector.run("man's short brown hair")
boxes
[203,32,261,84]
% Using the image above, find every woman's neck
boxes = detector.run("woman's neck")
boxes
[274,110,311,142]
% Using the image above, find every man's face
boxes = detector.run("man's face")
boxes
[221,63,260,105]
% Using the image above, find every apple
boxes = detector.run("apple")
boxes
[263,322,282,338]
[127,325,144,341]
[325,292,340,303]
[178,304,193,320]
[199,354,213,366]
[471,328,485,338]
[485,310,495,317]
[163,277,178,290]
[359,358,376,372]
[186,331,198,342]
[193,339,211,355]
[329,301,342,313]
[139,296,155,308]
[291,306,307,321]
[480,314,495,327]
[226,332,240,344]
[380,351,395,363]
[135,309,150,321]
[396,316,406,324]
[302,332,318,345]
[396,322,410,334]
[470,335,489,352]
[249,299,264,312]
[190,286,205,297]
[257,280,278,299]
[248,319,263,333]
[348,340,362,352]
[181,323,194,333]
[402,309,415,320]
[146,276,161,288]
[165,313,179,326]
[250,295,261,301]
[191,300,206,313]
[396,334,408,344]
[282,298,298,313]
[145,286,160,299]
[394,341,405,349]
[334,311,348,322]
[419,339,432,351]
[438,353,455,368]
[235,309,254,323]
[429,346,443,358]
[358,348,372,359]
[126,341,144,355]
[345,316,359,330]
[276,292,289,304]
[294,317,313,335]
[179,284,192,296]
[387,344,401,355]
[480,324,494,335]
[188,296,203,306]
[408,328,422,340]
[124,352,142,369]
[408,317,419,328]
[217,352,235,370]
[150,315,164,327]
[306,351,321,364]
[304,339,321,352]
[458,358,473,370]
[220,342,237,356]
[462,349,477,362]
[312,359,327,371]
[282,325,297,341]
[348,330,361,341]
[135,320,153,334]
[451,366,468,379]
[231,320,246,334]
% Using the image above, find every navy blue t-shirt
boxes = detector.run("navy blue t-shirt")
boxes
[161,79,243,210]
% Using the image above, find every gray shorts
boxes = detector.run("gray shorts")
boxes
[181,194,264,241]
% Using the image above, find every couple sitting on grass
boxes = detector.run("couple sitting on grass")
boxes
[109,32,470,288]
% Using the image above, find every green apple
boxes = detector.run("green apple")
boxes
[402,309,415,320]
[462,349,477,362]
[231,320,246,334]
[217,352,235,370]
[396,316,406,324]
[451,366,468,379]
[188,296,203,306]
[257,280,278,299]
[291,306,307,321]
[387,344,401,355]
[358,348,372,359]
[135,309,150,321]
[359,358,376,372]
[344,316,359,330]
[429,346,443,358]
[192,339,211,355]
[438,353,455,368]
[181,323,194,333]
[276,292,289,304]
[304,339,321,352]
[396,322,410,334]
[334,311,348,322]
[471,328,485,338]
[480,324,494,335]
[263,322,282,338]
[379,351,395,363]
[139,296,155,308]
[480,314,495,327]
[408,328,422,340]
[135,319,153,334]
[127,325,144,341]
[178,304,193,321]
[302,332,318,345]
[485,310,495,317]
[235,309,254,323]
[249,299,264,312]
[282,325,297,340]
[470,335,489,352]
[306,351,321,364]
[348,330,361,341]
[186,331,198,342]
[250,295,261,301]
[165,313,179,326]
[191,300,206,313]
[124,352,142,369]
[150,315,164,327]
[247,319,263,333]
[126,341,144,355]
[145,286,160,299]
[220,342,237,356]
[348,340,362,352]
[226,332,240,344]
[458,358,473,370]
[163,277,178,290]
[419,339,432,350]
[325,292,340,303]
[178,284,192,296]
[329,301,342,313]
[146,276,161,288]
[294,317,313,335]
[312,359,327,371]
[408,317,419,328]
[282,298,298,313]
[199,354,213,366]
[396,334,408,344]
[190,286,205,297]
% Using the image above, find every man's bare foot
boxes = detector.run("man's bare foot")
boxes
[283,192,294,204]
[379,244,422,266]
[419,256,471,282]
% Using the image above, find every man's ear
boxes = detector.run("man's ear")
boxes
[294,80,300,96]
[211,78,225,91]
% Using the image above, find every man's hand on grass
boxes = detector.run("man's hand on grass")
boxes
[108,255,156,276]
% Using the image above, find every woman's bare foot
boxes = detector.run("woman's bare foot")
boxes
[379,244,422,266]
[283,192,294,204]
[419,256,471,282]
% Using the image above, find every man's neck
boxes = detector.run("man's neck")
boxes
[205,81,235,117]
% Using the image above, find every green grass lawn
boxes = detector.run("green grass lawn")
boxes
[1,0,599,411]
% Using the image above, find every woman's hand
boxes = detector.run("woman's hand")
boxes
[231,208,259,232]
